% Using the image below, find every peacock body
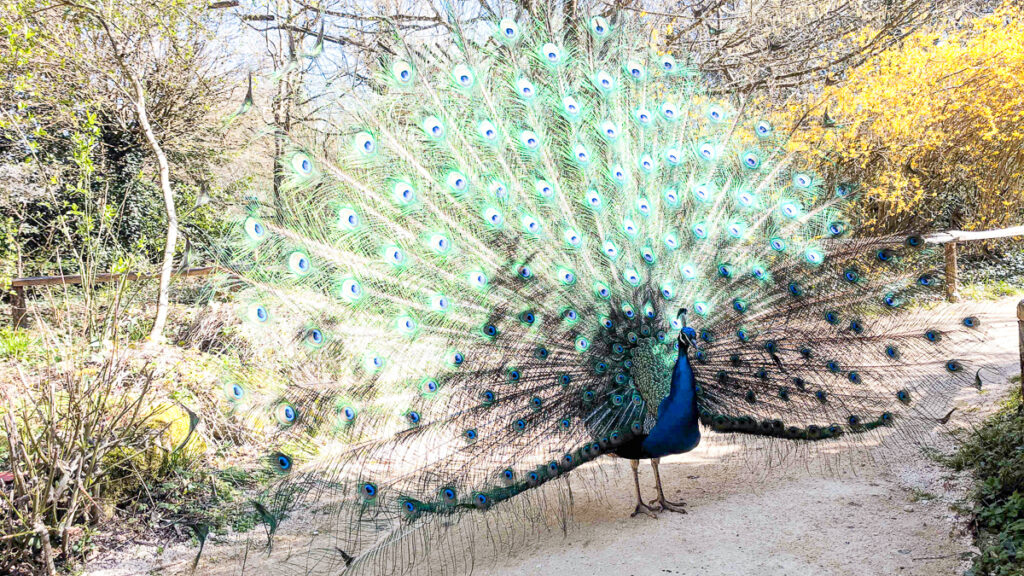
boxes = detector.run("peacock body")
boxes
[213,11,986,574]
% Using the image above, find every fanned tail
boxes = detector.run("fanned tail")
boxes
[203,11,989,575]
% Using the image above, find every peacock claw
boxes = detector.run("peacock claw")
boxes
[630,501,659,519]
[651,498,687,514]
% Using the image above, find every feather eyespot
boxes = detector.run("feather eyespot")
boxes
[390,60,414,84]
[274,453,292,472]
[497,18,519,41]
[422,116,444,139]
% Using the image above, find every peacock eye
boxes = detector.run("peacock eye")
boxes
[498,18,519,40]
[516,78,536,99]
[422,116,444,139]
[337,207,360,231]
[391,60,414,84]
[452,64,474,88]
[249,304,269,323]
[275,454,292,471]
[288,252,310,274]
[289,151,314,176]
[793,173,813,188]
[244,217,266,241]
[392,181,416,205]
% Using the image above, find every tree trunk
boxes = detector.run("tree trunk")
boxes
[134,80,177,342]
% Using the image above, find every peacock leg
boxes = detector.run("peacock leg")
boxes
[629,459,658,518]
[649,458,687,514]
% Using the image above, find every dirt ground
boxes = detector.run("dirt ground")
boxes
[84,297,1022,576]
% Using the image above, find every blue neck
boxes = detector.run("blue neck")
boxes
[639,347,701,458]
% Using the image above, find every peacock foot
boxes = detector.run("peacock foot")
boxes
[650,498,687,514]
[630,501,659,519]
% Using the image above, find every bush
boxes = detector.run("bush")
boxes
[787,3,1024,234]
[948,387,1024,575]
[0,357,185,574]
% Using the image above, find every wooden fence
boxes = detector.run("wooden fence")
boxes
[925,224,1024,302]
[6,223,1024,327]
[7,266,217,329]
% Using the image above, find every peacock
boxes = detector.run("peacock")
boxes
[210,10,988,575]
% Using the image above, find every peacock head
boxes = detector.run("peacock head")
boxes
[677,308,697,353]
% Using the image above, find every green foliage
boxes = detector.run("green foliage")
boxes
[962,246,1024,301]
[0,0,233,290]
[948,387,1024,575]
[0,327,35,360]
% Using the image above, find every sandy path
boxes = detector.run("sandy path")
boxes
[85,298,1021,576]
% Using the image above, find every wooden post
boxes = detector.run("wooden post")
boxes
[1018,299,1024,401]
[944,241,960,302]
[10,286,27,329]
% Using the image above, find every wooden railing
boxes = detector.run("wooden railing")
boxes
[8,266,217,329]
[4,224,1022,327]
[925,224,1024,302]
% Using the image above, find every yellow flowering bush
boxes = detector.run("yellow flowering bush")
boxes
[789,4,1024,233]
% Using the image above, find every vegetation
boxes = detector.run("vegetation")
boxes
[787,3,1024,234]
[948,386,1024,576]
